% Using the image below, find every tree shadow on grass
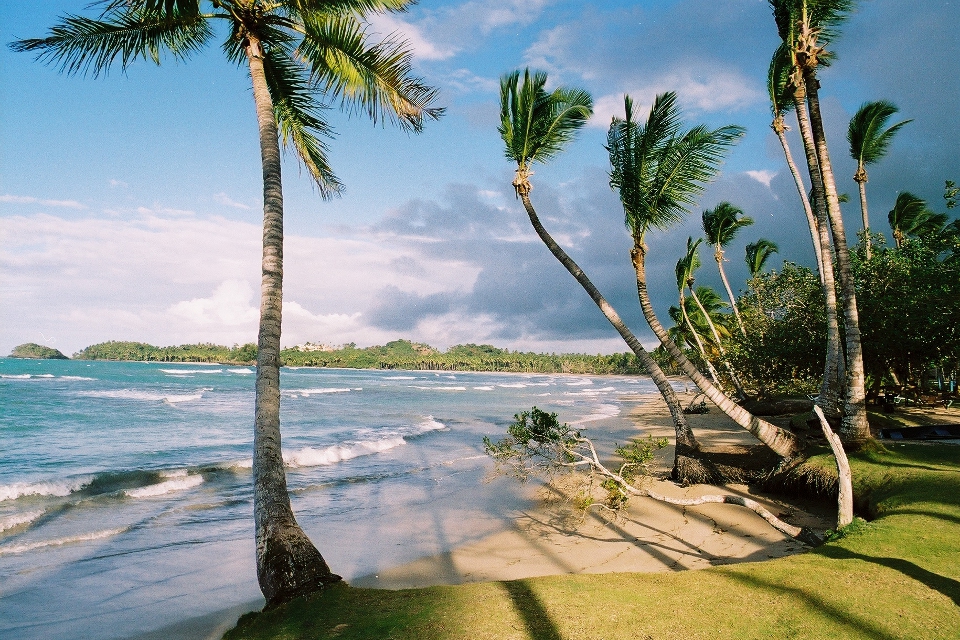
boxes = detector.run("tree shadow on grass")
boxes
[725,571,902,640]
[817,546,960,607]
[500,579,564,640]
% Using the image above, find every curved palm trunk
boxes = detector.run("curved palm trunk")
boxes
[803,73,870,443]
[855,164,871,259]
[714,248,746,336]
[246,36,340,607]
[632,244,801,458]
[515,183,706,480]
[773,115,824,281]
[679,290,723,388]
[688,283,747,399]
[791,94,844,422]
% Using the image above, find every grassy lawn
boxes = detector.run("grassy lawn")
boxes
[224,443,960,640]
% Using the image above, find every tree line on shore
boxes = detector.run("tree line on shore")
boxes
[59,338,666,375]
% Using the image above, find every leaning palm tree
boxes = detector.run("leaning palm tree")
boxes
[771,0,869,443]
[498,69,714,483]
[745,239,780,278]
[768,44,823,279]
[13,0,441,606]
[675,241,722,387]
[608,92,800,458]
[888,192,947,248]
[848,100,912,258]
[702,202,753,335]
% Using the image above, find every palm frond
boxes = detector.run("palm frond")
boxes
[767,43,795,117]
[10,5,212,76]
[675,236,703,291]
[296,12,442,132]
[262,44,343,198]
[702,202,754,247]
[745,238,779,276]
[498,69,592,168]
[847,100,912,166]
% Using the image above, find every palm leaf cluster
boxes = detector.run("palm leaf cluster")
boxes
[607,93,744,241]
[12,0,441,198]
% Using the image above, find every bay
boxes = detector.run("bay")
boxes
[0,357,661,639]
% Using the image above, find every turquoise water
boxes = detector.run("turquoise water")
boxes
[0,358,660,638]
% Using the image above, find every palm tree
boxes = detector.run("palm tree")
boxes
[13,0,441,606]
[702,202,753,335]
[675,240,722,387]
[745,239,780,278]
[607,92,801,458]
[771,0,869,443]
[768,44,823,279]
[499,69,712,483]
[848,100,912,258]
[888,192,948,248]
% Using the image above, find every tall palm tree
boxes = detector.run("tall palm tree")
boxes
[499,69,712,483]
[745,239,780,278]
[607,92,800,458]
[702,202,754,335]
[771,0,869,442]
[768,44,823,279]
[13,0,441,606]
[888,192,947,248]
[675,240,722,387]
[848,100,912,258]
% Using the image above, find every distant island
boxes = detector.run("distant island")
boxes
[8,339,675,376]
[9,343,69,360]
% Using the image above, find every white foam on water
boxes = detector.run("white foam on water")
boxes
[383,376,417,380]
[125,472,203,498]
[0,477,92,502]
[497,383,528,388]
[573,403,621,424]
[283,387,354,398]
[78,388,208,403]
[564,386,616,396]
[0,527,126,556]
[414,416,447,435]
[0,510,45,533]
[228,368,253,374]
[159,369,223,374]
[36,374,55,378]
[411,386,467,391]
[473,386,494,391]
[59,376,95,381]
[0,374,33,379]
[284,437,406,468]
[565,379,594,386]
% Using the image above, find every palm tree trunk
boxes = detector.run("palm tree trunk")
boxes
[715,249,747,336]
[246,35,340,607]
[679,291,723,388]
[688,283,747,399]
[791,94,844,423]
[855,165,871,260]
[773,116,824,281]
[631,243,801,458]
[803,72,870,443]
[516,186,710,482]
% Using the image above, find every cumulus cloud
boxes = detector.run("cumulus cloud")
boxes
[168,280,259,327]
[213,192,251,210]
[745,170,777,189]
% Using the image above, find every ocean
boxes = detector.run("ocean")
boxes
[0,358,661,639]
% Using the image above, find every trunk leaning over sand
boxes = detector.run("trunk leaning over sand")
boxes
[814,406,854,529]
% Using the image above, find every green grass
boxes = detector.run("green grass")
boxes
[224,444,960,640]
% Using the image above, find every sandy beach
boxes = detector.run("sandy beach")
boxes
[352,392,832,589]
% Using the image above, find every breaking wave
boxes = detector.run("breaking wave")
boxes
[0,527,126,556]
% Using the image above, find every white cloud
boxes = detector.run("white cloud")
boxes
[214,192,251,210]
[365,12,456,61]
[0,194,86,209]
[589,68,763,128]
[136,205,196,217]
[168,280,259,327]
[745,170,777,188]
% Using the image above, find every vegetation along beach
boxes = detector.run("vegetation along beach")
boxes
[1,1,958,639]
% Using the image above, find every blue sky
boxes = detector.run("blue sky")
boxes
[1,0,957,356]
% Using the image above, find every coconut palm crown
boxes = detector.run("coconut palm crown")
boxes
[746,239,780,277]
[888,192,948,248]
[499,68,592,196]
[12,0,442,607]
[607,93,745,243]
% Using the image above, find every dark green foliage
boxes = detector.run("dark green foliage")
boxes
[73,340,257,363]
[727,262,826,397]
[9,343,69,359]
